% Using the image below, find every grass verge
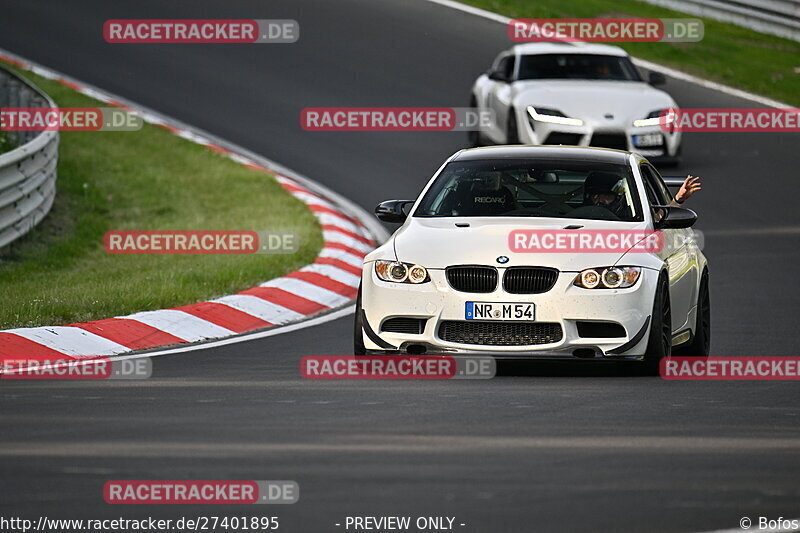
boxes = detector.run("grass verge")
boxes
[0,130,13,154]
[462,0,799,106]
[0,62,323,329]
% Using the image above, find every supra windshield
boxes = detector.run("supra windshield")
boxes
[414,159,643,222]
[517,53,642,81]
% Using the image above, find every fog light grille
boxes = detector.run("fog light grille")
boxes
[381,317,427,334]
[438,321,562,346]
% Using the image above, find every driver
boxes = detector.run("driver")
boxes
[584,171,630,218]
[585,172,702,217]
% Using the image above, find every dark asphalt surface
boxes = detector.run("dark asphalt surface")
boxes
[1,1,799,532]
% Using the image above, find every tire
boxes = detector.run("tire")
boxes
[467,128,481,148]
[643,274,672,373]
[673,143,683,166]
[467,96,482,148]
[659,143,682,168]
[506,108,520,145]
[353,285,366,355]
[674,270,710,357]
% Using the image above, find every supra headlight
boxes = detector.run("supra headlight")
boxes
[574,266,641,289]
[633,108,676,127]
[375,261,430,284]
[527,106,583,126]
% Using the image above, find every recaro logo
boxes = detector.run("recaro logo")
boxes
[474,196,506,204]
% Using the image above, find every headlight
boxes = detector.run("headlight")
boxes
[580,269,600,289]
[407,264,428,284]
[574,266,641,289]
[375,261,430,284]
[633,108,676,128]
[527,106,583,126]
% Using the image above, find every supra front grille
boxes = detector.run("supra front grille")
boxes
[446,266,498,293]
[438,321,562,346]
[590,133,628,150]
[502,267,559,294]
[381,317,427,334]
[576,321,626,338]
[544,132,582,145]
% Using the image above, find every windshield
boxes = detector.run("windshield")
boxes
[414,159,642,222]
[517,53,642,81]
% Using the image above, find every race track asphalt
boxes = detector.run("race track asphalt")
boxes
[1,1,799,532]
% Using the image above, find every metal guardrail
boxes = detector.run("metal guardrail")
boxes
[0,66,59,250]
[640,0,800,41]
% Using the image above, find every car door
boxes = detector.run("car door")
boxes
[641,164,696,333]
[484,53,516,143]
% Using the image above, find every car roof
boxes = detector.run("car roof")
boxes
[452,145,633,164]
[511,42,629,57]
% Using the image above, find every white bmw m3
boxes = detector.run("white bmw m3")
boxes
[470,42,682,164]
[355,146,710,366]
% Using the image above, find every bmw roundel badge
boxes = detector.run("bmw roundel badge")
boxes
[496,256,509,264]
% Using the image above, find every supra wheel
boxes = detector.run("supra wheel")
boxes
[660,143,682,167]
[467,128,481,148]
[353,285,366,355]
[506,108,520,144]
[675,270,710,357]
[644,274,671,373]
[467,96,482,147]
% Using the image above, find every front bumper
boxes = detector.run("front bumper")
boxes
[360,264,660,358]
[518,113,682,160]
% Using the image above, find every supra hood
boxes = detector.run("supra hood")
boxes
[391,217,652,271]
[512,80,673,124]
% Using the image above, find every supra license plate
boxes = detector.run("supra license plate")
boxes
[633,133,663,147]
[465,302,535,321]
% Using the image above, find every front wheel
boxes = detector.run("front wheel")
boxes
[506,108,520,145]
[674,270,710,357]
[643,274,671,373]
[353,285,366,355]
[467,96,482,147]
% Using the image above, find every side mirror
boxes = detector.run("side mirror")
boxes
[648,71,666,86]
[654,205,697,229]
[488,70,509,83]
[375,200,414,223]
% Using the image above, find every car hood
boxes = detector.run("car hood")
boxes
[392,217,651,271]
[511,80,674,124]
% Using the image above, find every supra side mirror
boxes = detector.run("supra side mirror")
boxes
[648,71,666,86]
[375,200,414,223]
[488,70,508,83]
[654,205,697,229]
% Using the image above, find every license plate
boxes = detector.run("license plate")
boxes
[465,302,535,321]
[633,133,663,147]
